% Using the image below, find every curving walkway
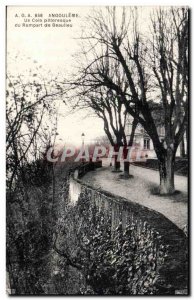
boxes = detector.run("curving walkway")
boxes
[82,159,188,230]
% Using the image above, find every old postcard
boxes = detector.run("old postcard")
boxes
[6,6,189,295]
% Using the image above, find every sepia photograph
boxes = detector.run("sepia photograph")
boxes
[6,5,189,295]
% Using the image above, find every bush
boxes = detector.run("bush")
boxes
[55,192,167,295]
[19,159,53,186]
[6,161,80,294]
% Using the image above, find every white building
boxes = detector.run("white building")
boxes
[125,119,187,160]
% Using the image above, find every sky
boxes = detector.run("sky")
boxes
[6,6,153,146]
[7,6,106,146]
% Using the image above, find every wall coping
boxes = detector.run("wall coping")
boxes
[70,163,188,294]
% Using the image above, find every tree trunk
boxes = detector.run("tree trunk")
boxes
[186,127,188,157]
[113,143,121,172]
[158,150,175,195]
[122,117,138,177]
[114,156,121,171]
[180,136,185,158]
[123,161,130,177]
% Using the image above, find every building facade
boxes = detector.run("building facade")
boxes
[125,120,187,160]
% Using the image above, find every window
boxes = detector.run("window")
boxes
[144,138,150,150]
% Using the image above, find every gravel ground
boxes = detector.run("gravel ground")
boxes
[82,159,188,230]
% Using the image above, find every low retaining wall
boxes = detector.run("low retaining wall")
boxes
[68,163,188,294]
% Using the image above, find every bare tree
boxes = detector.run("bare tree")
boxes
[6,66,64,293]
[150,8,188,191]
[6,70,63,192]
[72,7,188,194]
[69,56,138,175]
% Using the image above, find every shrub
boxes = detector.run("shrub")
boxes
[55,191,167,295]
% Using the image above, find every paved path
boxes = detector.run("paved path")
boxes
[82,160,188,230]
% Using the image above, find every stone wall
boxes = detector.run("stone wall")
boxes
[68,163,188,295]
